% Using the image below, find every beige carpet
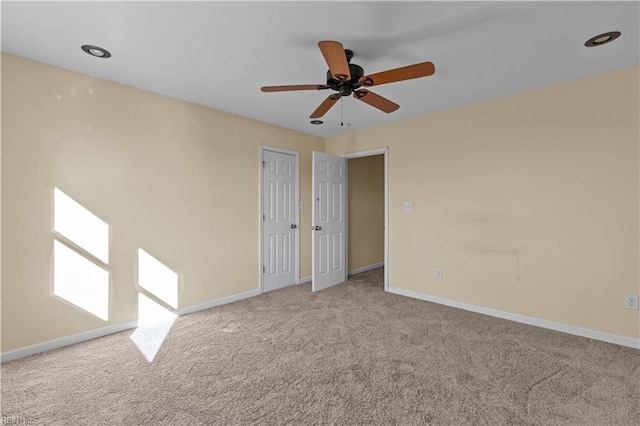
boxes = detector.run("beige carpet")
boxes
[2,268,639,425]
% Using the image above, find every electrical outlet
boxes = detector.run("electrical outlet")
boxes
[435,268,443,279]
[624,295,638,310]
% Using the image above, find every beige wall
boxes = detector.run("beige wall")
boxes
[326,66,640,339]
[2,53,638,353]
[1,54,323,351]
[348,155,384,272]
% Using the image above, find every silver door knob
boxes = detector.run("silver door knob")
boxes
[315,226,322,231]
[291,224,297,229]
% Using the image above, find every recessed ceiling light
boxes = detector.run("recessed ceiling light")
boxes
[81,45,111,58]
[310,120,323,125]
[585,31,621,47]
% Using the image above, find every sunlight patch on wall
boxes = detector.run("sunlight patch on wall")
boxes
[53,240,109,321]
[130,293,177,362]
[53,187,110,321]
[54,188,109,263]
[137,249,178,309]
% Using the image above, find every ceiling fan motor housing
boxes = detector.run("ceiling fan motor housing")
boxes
[327,63,364,96]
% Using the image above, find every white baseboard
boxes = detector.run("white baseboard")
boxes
[1,288,262,363]
[349,262,384,276]
[388,287,640,350]
[176,288,261,316]
[8,283,635,364]
[0,321,138,363]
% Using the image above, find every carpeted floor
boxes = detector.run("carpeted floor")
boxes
[2,268,639,425]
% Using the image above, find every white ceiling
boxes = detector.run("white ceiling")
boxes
[2,1,639,138]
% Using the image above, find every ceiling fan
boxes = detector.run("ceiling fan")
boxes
[261,41,435,119]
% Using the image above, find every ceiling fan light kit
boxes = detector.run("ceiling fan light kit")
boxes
[261,40,435,121]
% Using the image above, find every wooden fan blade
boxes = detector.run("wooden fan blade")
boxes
[353,89,399,113]
[310,94,341,119]
[318,41,351,80]
[261,84,330,92]
[359,62,435,87]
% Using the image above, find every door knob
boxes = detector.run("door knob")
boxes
[315,225,322,231]
[291,224,297,229]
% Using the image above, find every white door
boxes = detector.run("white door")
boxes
[263,149,297,292]
[312,151,347,291]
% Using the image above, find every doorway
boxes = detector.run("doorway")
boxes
[346,154,385,287]
[343,148,389,291]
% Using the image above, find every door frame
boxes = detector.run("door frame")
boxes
[342,147,389,292]
[259,145,300,294]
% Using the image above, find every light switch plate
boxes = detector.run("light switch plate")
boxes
[403,201,413,212]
